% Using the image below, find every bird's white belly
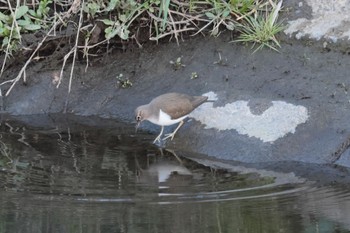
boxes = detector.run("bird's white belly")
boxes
[149,109,188,126]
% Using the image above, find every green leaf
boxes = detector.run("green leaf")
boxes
[0,12,10,23]
[205,12,215,19]
[15,5,29,19]
[101,19,115,26]
[222,10,230,18]
[17,19,30,26]
[105,26,119,39]
[226,21,235,30]
[12,28,21,38]
[0,26,10,37]
[28,9,37,17]
[37,9,42,18]
[211,27,219,36]
[87,2,100,15]
[105,0,119,12]
[2,37,9,47]
[119,14,127,23]
[119,27,129,40]
[24,24,41,30]
[129,0,137,7]
[23,14,32,22]
[159,0,170,30]
[0,28,5,36]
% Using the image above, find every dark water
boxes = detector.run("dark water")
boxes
[0,115,350,233]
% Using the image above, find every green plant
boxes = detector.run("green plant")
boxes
[83,1,102,17]
[102,18,131,40]
[157,0,169,31]
[170,57,185,70]
[194,0,235,36]
[204,9,234,36]
[28,0,52,22]
[234,1,284,53]
[230,0,255,15]
[101,0,148,40]
[0,0,286,98]
[0,6,25,52]
[0,0,52,52]
[190,72,198,79]
[116,74,133,88]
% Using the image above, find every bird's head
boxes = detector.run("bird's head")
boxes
[135,105,147,130]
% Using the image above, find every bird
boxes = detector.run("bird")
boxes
[135,93,208,143]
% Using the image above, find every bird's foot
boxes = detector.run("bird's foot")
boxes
[163,132,176,141]
[153,135,162,144]
[153,127,164,145]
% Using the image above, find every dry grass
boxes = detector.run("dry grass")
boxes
[0,0,284,96]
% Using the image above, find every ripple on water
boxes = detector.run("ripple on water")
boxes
[1,116,350,233]
[0,118,309,205]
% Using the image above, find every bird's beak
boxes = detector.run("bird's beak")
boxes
[135,120,141,133]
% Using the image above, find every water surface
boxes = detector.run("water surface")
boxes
[0,115,349,233]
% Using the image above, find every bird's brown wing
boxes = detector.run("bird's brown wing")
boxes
[151,93,208,119]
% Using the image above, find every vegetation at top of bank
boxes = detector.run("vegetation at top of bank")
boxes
[0,0,284,97]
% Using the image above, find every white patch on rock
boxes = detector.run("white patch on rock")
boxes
[285,0,350,41]
[202,91,218,101]
[191,92,309,143]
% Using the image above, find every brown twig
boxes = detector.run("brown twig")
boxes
[57,0,83,90]
[150,27,196,40]
[0,0,81,96]
[168,10,179,44]
[0,19,61,96]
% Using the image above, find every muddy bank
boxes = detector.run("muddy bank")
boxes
[1,32,350,169]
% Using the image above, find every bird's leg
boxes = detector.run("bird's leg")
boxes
[153,126,164,144]
[163,120,184,141]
